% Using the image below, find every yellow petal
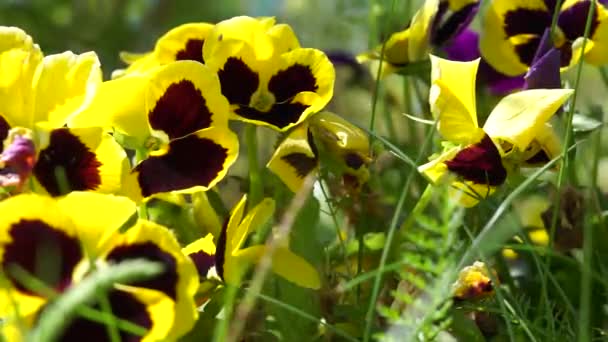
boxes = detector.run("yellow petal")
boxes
[69,73,152,146]
[483,88,573,151]
[225,195,247,253]
[586,4,608,65]
[203,16,277,61]
[429,55,484,144]
[32,51,102,127]
[233,246,321,289]
[0,26,42,129]
[192,191,222,238]
[408,0,440,61]
[183,233,216,256]
[57,192,136,257]
[232,198,275,251]
[418,146,461,184]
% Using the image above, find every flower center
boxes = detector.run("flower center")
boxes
[250,90,275,113]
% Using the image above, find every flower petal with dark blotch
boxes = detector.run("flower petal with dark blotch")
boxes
[175,39,205,63]
[0,115,10,154]
[106,242,178,299]
[135,134,228,197]
[281,152,318,177]
[188,251,216,279]
[33,128,102,196]
[268,63,318,103]
[445,134,507,186]
[504,8,551,37]
[236,102,310,129]
[148,80,213,139]
[2,219,82,295]
[217,57,259,105]
[57,289,152,342]
[514,35,542,66]
[432,3,479,46]
[558,1,599,41]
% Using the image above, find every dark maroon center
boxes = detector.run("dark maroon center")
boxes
[134,135,228,197]
[187,251,216,279]
[2,219,82,295]
[445,134,507,186]
[148,80,213,140]
[280,152,318,178]
[175,39,205,63]
[217,57,259,106]
[33,128,102,196]
[56,289,152,342]
[106,242,178,300]
[268,64,318,103]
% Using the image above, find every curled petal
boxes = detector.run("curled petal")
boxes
[267,124,318,192]
[429,55,485,144]
[484,88,573,151]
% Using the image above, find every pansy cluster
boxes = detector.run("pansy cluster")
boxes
[0,15,376,340]
[0,0,605,339]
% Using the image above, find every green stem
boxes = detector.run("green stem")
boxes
[245,124,263,207]
[543,0,596,326]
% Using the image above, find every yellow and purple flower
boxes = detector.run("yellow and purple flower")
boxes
[481,0,608,77]
[418,55,572,206]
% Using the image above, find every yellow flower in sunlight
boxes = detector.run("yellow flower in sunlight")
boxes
[183,195,321,290]
[202,16,335,131]
[113,22,215,78]
[452,261,496,301]
[0,27,129,197]
[267,111,372,193]
[0,192,198,341]
[418,55,573,206]
[71,60,239,199]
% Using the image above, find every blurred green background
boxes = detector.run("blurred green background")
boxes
[0,0,376,78]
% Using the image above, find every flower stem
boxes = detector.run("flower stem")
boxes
[245,124,263,206]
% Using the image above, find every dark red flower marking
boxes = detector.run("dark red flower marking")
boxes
[135,135,228,197]
[218,57,259,105]
[57,289,152,342]
[148,80,212,140]
[268,64,318,102]
[175,39,205,63]
[188,251,216,279]
[281,152,318,177]
[525,149,551,165]
[2,219,82,295]
[236,102,310,129]
[33,129,102,196]
[106,242,178,300]
[445,134,507,186]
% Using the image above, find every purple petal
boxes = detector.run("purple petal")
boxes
[432,2,480,47]
[443,29,480,62]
